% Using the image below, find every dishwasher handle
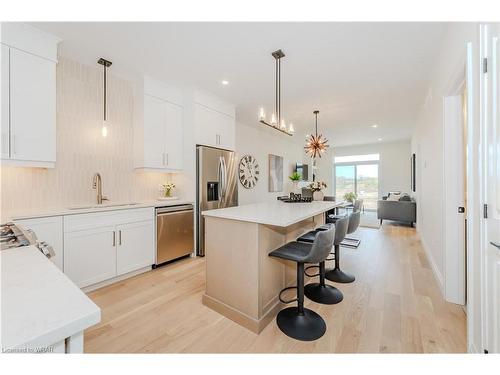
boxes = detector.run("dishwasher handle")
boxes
[156,205,193,215]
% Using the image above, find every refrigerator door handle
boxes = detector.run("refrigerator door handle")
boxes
[217,156,223,202]
[221,156,227,199]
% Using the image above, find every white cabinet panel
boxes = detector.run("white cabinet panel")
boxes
[116,220,154,275]
[64,226,117,288]
[15,216,64,271]
[194,103,235,150]
[9,48,56,162]
[1,44,9,159]
[143,94,167,169]
[164,101,183,170]
[138,93,183,171]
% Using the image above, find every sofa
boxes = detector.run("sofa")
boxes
[377,193,416,226]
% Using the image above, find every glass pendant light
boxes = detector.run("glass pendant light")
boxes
[98,58,112,138]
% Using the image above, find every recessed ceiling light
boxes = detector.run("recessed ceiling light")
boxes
[378,137,383,141]
[221,80,229,85]
[371,124,378,128]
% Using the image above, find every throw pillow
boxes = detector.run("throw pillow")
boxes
[387,193,401,201]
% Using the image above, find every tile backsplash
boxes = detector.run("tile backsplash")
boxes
[1,57,173,221]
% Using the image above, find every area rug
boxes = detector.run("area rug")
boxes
[359,211,380,229]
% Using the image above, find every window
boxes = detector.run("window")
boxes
[334,154,379,210]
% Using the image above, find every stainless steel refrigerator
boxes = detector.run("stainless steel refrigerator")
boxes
[196,145,238,256]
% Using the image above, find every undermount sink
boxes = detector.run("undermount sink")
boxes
[67,202,140,210]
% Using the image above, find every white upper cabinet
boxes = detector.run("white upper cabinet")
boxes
[193,90,235,150]
[135,77,184,171]
[1,23,60,168]
[9,48,56,163]
[1,44,9,159]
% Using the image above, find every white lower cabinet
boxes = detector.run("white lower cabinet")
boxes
[64,225,117,288]
[63,208,154,288]
[15,216,64,271]
[116,221,154,276]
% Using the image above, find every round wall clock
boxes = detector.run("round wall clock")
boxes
[238,155,259,189]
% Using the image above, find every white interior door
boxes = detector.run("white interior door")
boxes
[443,95,466,305]
[484,23,500,354]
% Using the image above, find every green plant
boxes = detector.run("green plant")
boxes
[289,172,302,181]
[344,192,357,203]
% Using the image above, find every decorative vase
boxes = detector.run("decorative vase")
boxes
[292,181,300,194]
[313,190,324,201]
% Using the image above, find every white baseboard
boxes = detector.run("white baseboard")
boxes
[82,266,152,293]
[419,234,445,297]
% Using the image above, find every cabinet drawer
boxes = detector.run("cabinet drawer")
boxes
[64,207,154,233]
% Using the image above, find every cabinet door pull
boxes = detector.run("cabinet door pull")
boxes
[162,153,165,165]
[118,230,122,246]
[112,231,116,246]
[166,153,169,166]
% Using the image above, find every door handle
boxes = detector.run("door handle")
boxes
[118,230,122,246]
[112,231,116,246]
[458,207,465,213]
[491,242,500,250]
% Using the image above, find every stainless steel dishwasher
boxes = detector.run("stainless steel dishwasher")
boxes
[155,204,194,267]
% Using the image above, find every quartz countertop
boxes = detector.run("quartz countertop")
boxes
[1,246,101,351]
[6,199,194,221]
[202,201,341,227]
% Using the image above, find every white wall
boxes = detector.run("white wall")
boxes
[235,122,304,205]
[411,22,481,352]
[332,140,411,198]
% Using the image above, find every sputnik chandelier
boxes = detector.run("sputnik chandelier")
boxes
[304,110,329,158]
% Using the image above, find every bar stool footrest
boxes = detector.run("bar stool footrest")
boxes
[278,286,299,304]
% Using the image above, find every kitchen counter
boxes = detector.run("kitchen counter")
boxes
[202,201,339,227]
[6,199,194,221]
[1,246,100,352]
[201,200,342,333]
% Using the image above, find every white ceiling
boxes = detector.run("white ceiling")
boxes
[31,22,446,146]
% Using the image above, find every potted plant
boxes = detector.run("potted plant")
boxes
[343,192,357,204]
[289,172,302,194]
[309,181,327,201]
[159,182,176,199]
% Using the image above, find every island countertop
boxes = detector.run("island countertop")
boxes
[1,246,100,351]
[202,200,341,227]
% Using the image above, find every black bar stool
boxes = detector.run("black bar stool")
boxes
[325,213,356,283]
[296,228,343,305]
[269,226,335,341]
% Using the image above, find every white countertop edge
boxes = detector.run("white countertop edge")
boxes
[8,199,194,221]
[11,308,101,351]
[202,201,341,227]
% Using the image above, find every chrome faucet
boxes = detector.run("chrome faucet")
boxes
[92,173,109,204]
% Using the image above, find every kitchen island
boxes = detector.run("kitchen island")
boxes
[201,201,341,333]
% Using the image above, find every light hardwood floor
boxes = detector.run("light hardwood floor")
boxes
[85,223,466,353]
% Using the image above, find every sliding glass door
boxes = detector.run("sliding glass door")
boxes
[334,154,379,210]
